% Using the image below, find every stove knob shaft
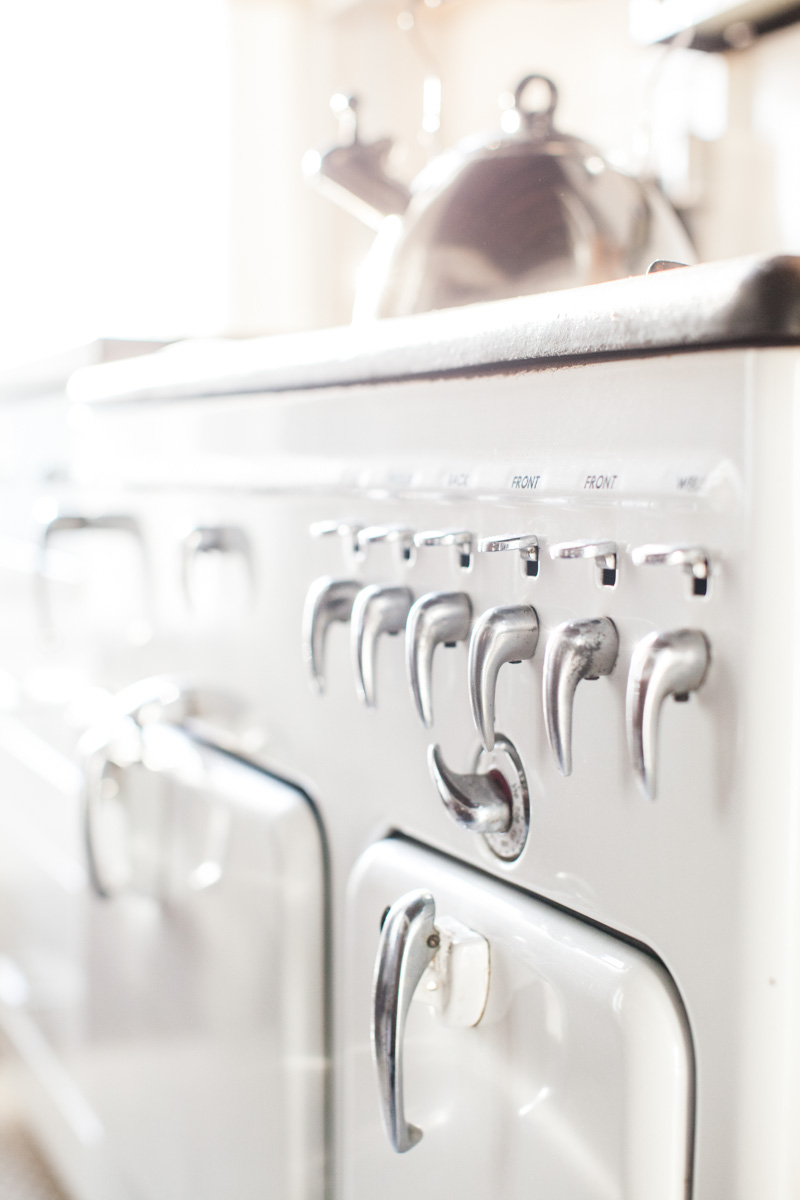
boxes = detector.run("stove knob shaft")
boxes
[352,584,414,708]
[406,592,472,728]
[631,544,711,597]
[543,617,619,775]
[302,577,361,694]
[468,605,539,751]
[477,532,539,577]
[414,529,474,570]
[549,538,618,587]
[356,524,416,565]
[626,628,711,800]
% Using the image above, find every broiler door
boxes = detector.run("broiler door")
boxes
[344,837,692,1200]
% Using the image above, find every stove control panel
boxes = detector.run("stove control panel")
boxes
[302,516,714,825]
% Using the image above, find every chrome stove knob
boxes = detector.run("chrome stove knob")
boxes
[549,538,617,586]
[352,585,414,708]
[542,617,619,776]
[468,605,539,751]
[405,592,472,728]
[302,577,361,694]
[626,628,711,800]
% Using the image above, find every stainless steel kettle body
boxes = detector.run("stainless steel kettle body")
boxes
[307,75,695,321]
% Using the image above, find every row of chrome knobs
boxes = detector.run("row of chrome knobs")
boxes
[311,522,712,595]
[303,578,711,800]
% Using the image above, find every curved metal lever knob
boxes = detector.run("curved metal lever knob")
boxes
[352,585,413,707]
[372,890,439,1153]
[468,605,539,751]
[309,519,363,558]
[182,525,253,609]
[626,629,711,800]
[427,744,512,833]
[543,617,619,776]
[406,592,472,728]
[302,577,360,694]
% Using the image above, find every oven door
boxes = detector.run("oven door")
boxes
[344,837,693,1200]
[0,719,327,1200]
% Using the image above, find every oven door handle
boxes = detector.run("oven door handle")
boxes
[372,890,439,1153]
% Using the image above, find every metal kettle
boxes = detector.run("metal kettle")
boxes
[305,75,694,321]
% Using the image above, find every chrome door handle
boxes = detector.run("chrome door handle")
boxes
[427,744,511,833]
[81,676,246,899]
[37,511,147,636]
[549,538,617,586]
[352,585,413,707]
[302,577,360,693]
[405,592,472,727]
[630,544,711,596]
[372,890,439,1153]
[626,629,711,800]
[468,605,539,750]
[543,617,619,775]
[181,525,254,608]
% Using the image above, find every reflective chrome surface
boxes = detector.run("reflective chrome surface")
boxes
[372,890,439,1153]
[478,532,539,577]
[339,74,693,320]
[406,591,472,727]
[626,628,711,800]
[414,529,474,571]
[427,743,512,834]
[182,525,253,608]
[468,604,539,751]
[631,543,711,596]
[351,584,414,708]
[543,618,619,776]
[356,524,415,564]
[302,577,361,694]
[549,538,618,585]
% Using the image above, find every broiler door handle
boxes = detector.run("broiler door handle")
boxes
[372,890,439,1153]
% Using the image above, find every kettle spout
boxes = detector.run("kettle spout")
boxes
[303,94,411,231]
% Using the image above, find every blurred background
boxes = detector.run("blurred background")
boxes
[1,0,799,370]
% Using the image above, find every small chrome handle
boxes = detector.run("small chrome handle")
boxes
[626,629,711,800]
[405,592,472,728]
[182,525,253,609]
[427,744,512,833]
[477,533,539,577]
[631,544,711,596]
[414,529,473,570]
[81,676,245,900]
[372,890,439,1153]
[468,605,539,751]
[37,512,147,636]
[302,577,361,694]
[543,617,619,776]
[356,524,415,564]
[549,538,617,585]
[352,584,413,707]
[309,519,364,558]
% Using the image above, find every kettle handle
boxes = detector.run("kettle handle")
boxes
[513,74,558,134]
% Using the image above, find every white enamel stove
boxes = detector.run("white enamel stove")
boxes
[3,256,800,1200]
